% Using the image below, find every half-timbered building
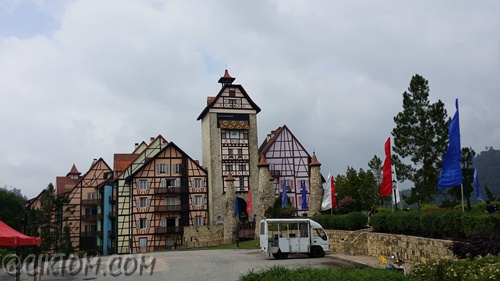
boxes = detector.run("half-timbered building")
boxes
[258,125,316,216]
[62,158,113,254]
[197,70,261,224]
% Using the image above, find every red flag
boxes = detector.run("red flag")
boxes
[380,137,393,197]
[246,188,252,214]
[330,176,337,209]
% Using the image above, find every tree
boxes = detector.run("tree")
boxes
[265,196,297,218]
[448,148,475,210]
[392,74,450,206]
[60,224,74,256]
[484,185,495,202]
[39,184,56,253]
[0,187,26,231]
[335,166,378,212]
[368,155,392,207]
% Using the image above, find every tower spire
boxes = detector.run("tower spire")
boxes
[218,69,236,87]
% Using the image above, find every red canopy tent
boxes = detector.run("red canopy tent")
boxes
[0,220,41,247]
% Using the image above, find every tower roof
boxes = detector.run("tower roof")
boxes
[197,70,261,120]
[226,172,235,181]
[218,69,236,86]
[67,164,81,176]
[309,152,321,166]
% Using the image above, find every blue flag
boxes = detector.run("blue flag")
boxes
[235,194,239,217]
[301,181,308,209]
[282,180,288,207]
[471,149,484,201]
[438,99,463,189]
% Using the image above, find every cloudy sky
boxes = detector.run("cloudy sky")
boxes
[1,0,499,199]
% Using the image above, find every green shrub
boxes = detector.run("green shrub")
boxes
[411,255,500,280]
[239,265,416,281]
[312,213,367,230]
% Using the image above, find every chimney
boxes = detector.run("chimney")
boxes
[150,137,155,142]
[135,143,139,149]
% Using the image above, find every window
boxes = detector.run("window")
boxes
[229,90,235,97]
[137,197,150,208]
[242,130,248,139]
[139,237,147,248]
[137,218,150,229]
[88,192,95,200]
[165,197,177,206]
[192,178,204,188]
[237,149,243,155]
[194,216,203,226]
[299,180,308,192]
[221,130,227,139]
[228,99,237,107]
[225,163,233,171]
[239,177,245,189]
[161,179,167,188]
[239,164,246,171]
[193,195,204,206]
[156,164,168,174]
[137,180,150,190]
[172,164,181,174]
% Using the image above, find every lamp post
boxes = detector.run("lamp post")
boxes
[392,180,398,211]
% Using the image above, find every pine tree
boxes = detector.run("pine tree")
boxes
[392,74,450,206]
[60,224,74,257]
[39,184,56,254]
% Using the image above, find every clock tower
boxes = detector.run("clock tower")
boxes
[197,70,261,225]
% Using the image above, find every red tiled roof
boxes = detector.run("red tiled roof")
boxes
[67,164,80,176]
[56,176,79,195]
[114,154,138,173]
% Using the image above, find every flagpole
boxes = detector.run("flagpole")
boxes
[461,183,464,212]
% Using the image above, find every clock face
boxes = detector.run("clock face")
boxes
[230,130,240,139]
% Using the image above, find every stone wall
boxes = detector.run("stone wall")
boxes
[183,225,224,248]
[327,229,454,264]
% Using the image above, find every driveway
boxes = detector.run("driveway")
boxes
[1,249,360,281]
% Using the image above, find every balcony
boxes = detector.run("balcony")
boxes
[154,205,182,212]
[156,186,189,194]
[81,231,97,237]
[155,226,182,234]
[81,214,99,221]
[270,170,281,178]
[82,199,102,205]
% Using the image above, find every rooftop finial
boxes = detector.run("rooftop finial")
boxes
[218,69,236,87]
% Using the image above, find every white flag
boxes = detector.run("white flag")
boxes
[321,173,332,211]
[392,165,401,204]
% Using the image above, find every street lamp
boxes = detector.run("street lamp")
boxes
[392,180,398,211]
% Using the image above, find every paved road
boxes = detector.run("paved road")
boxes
[1,249,361,281]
